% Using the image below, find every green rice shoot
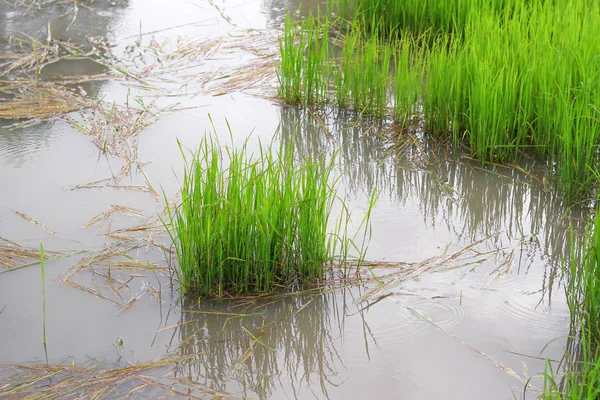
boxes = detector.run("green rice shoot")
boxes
[164,133,364,297]
[542,189,600,398]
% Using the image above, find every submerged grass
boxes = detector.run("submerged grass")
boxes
[279,0,600,200]
[165,130,360,297]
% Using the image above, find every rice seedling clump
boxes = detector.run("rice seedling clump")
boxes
[166,136,349,297]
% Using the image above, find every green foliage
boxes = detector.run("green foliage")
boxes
[164,132,364,297]
[278,12,330,105]
[542,343,600,400]
[279,0,600,200]
[40,242,47,348]
[542,191,600,398]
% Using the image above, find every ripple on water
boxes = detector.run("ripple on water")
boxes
[476,276,569,339]
[366,297,430,343]
[408,296,470,330]
[61,188,107,207]
[0,125,52,169]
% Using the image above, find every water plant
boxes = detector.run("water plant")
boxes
[279,0,600,200]
[164,130,365,297]
[542,191,600,398]
[40,242,47,349]
[278,12,330,105]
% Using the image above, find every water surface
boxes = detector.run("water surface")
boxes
[0,1,583,399]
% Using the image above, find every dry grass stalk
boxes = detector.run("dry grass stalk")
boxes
[67,102,160,181]
[150,37,222,64]
[0,353,226,400]
[354,237,508,303]
[14,211,58,235]
[6,0,77,12]
[408,306,531,386]
[84,205,145,229]
[205,58,278,95]
[0,239,61,270]
[0,32,110,79]
[117,32,278,97]
[70,178,112,190]
[0,37,59,77]
[107,183,159,197]
[72,180,159,201]
[114,37,224,94]
[116,280,162,315]
[56,238,166,309]
[0,80,93,121]
[61,278,122,306]
[97,260,164,271]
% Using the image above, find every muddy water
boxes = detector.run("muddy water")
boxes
[0,1,585,399]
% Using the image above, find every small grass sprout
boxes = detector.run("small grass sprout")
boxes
[40,242,47,350]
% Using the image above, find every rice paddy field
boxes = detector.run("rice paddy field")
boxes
[0,0,597,399]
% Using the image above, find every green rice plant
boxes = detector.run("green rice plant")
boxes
[282,15,398,118]
[278,12,330,105]
[40,242,47,348]
[330,0,526,39]
[392,34,425,123]
[164,131,366,297]
[542,341,600,400]
[418,0,600,199]
[332,22,393,117]
[542,188,600,398]
[574,208,600,342]
[420,35,462,139]
[281,0,600,199]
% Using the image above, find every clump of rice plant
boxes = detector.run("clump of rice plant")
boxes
[332,23,393,118]
[279,13,423,120]
[164,133,364,297]
[278,12,330,105]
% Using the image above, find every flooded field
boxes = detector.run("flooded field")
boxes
[0,1,588,398]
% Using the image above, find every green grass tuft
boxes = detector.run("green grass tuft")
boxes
[542,189,600,398]
[164,132,364,297]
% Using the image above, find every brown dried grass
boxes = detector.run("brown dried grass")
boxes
[67,102,162,181]
[0,80,93,122]
[0,237,61,270]
[0,353,236,400]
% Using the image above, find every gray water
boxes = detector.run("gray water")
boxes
[0,1,584,399]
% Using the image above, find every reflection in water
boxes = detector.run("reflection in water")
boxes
[176,288,371,399]
[0,1,129,44]
[278,107,589,300]
[262,0,325,28]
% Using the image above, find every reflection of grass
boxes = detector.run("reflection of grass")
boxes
[176,288,353,399]
[278,106,583,287]
[165,132,368,297]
